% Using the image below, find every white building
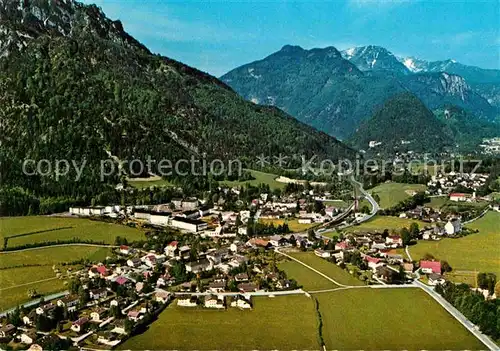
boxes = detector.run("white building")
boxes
[444,219,461,235]
[171,217,208,232]
[177,296,198,307]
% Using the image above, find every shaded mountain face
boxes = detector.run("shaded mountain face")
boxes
[222,45,497,139]
[348,93,452,153]
[221,45,405,139]
[434,106,499,151]
[341,46,410,75]
[399,56,500,108]
[0,1,355,196]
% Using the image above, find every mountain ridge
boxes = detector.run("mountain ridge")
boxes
[222,44,498,140]
[0,0,356,198]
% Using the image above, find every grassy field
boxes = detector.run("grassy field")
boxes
[0,245,112,310]
[128,177,173,188]
[278,259,338,291]
[369,182,426,208]
[0,277,66,311]
[288,251,364,287]
[0,216,145,248]
[317,288,485,350]
[344,215,427,234]
[220,169,285,190]
[119,295,319,350]
[408,212,500,277]
[428,197,490,211]
[259,218,317,232]
[0,245,112,268]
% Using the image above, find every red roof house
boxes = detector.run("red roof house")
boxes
[420,260,441,274]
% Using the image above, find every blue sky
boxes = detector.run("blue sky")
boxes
[83,0,499,76]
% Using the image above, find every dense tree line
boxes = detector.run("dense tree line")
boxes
[436,281,500,340]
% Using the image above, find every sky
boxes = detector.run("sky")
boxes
[82,0,499,77]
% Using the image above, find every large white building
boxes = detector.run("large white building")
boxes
[171,217,208,232]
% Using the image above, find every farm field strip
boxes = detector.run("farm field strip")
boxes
[317,288,485,350]
[0,216,145,248]
[408,212,500,277]
[119,295,319,350]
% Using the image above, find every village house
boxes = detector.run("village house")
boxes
[155,290,171,304]
[90,288,107,300]
[403,262,414,273]
[186,258,213,273]
[115,276,129,286]
[119,245,130,255]
[238,282,259,293]
[449,193,472,202]
[246,238,271,249]
[127,310,142,322]
[445,218,462,235]
[164,241,179,257]
[22,311,37,326]
[88,265,109,278]
[375,266,399,284]
[127,258,141,267]
[71,317,89,333]
[90,308,107,322]
[364,256,384,271]
[20,331,37,345]
[269,235,288,247]
[235,273,249,282]
[0,324,16,338]
[57,295,80,312]
[177,296,198,307]
[204,295,225,309]
[385,235,403,248]
[420,260,441,274]
[335,241,352,251]
[314,248,331,258]
[428,273,446,286]
[36,303,55,316]
[208,280,226,293]
[230,295,252,309]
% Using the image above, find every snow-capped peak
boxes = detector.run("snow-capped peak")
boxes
[402,57,422,72]
[343,47,356,60]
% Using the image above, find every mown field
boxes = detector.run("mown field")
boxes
[220,169,285,190]
[408,211,500,277]
[0,277,66,311]
[316,288,484,350]
[128,177,173,189]
[343,215,427,234]
[0,245,112,310]
[259,218,317,232]
[369,182,427,209]
[428,196,490,211]
[278,258,338,291]
[287,251,364,287]
[119,295,319,350]
[0,245,112,268]
[0,216,145,248]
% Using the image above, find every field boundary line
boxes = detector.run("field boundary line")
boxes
[0,243,119,254]
[276,249,352,288]
[0,276,59,291]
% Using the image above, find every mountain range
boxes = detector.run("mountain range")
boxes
[0,0,355,197]
[221,45,499,145]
